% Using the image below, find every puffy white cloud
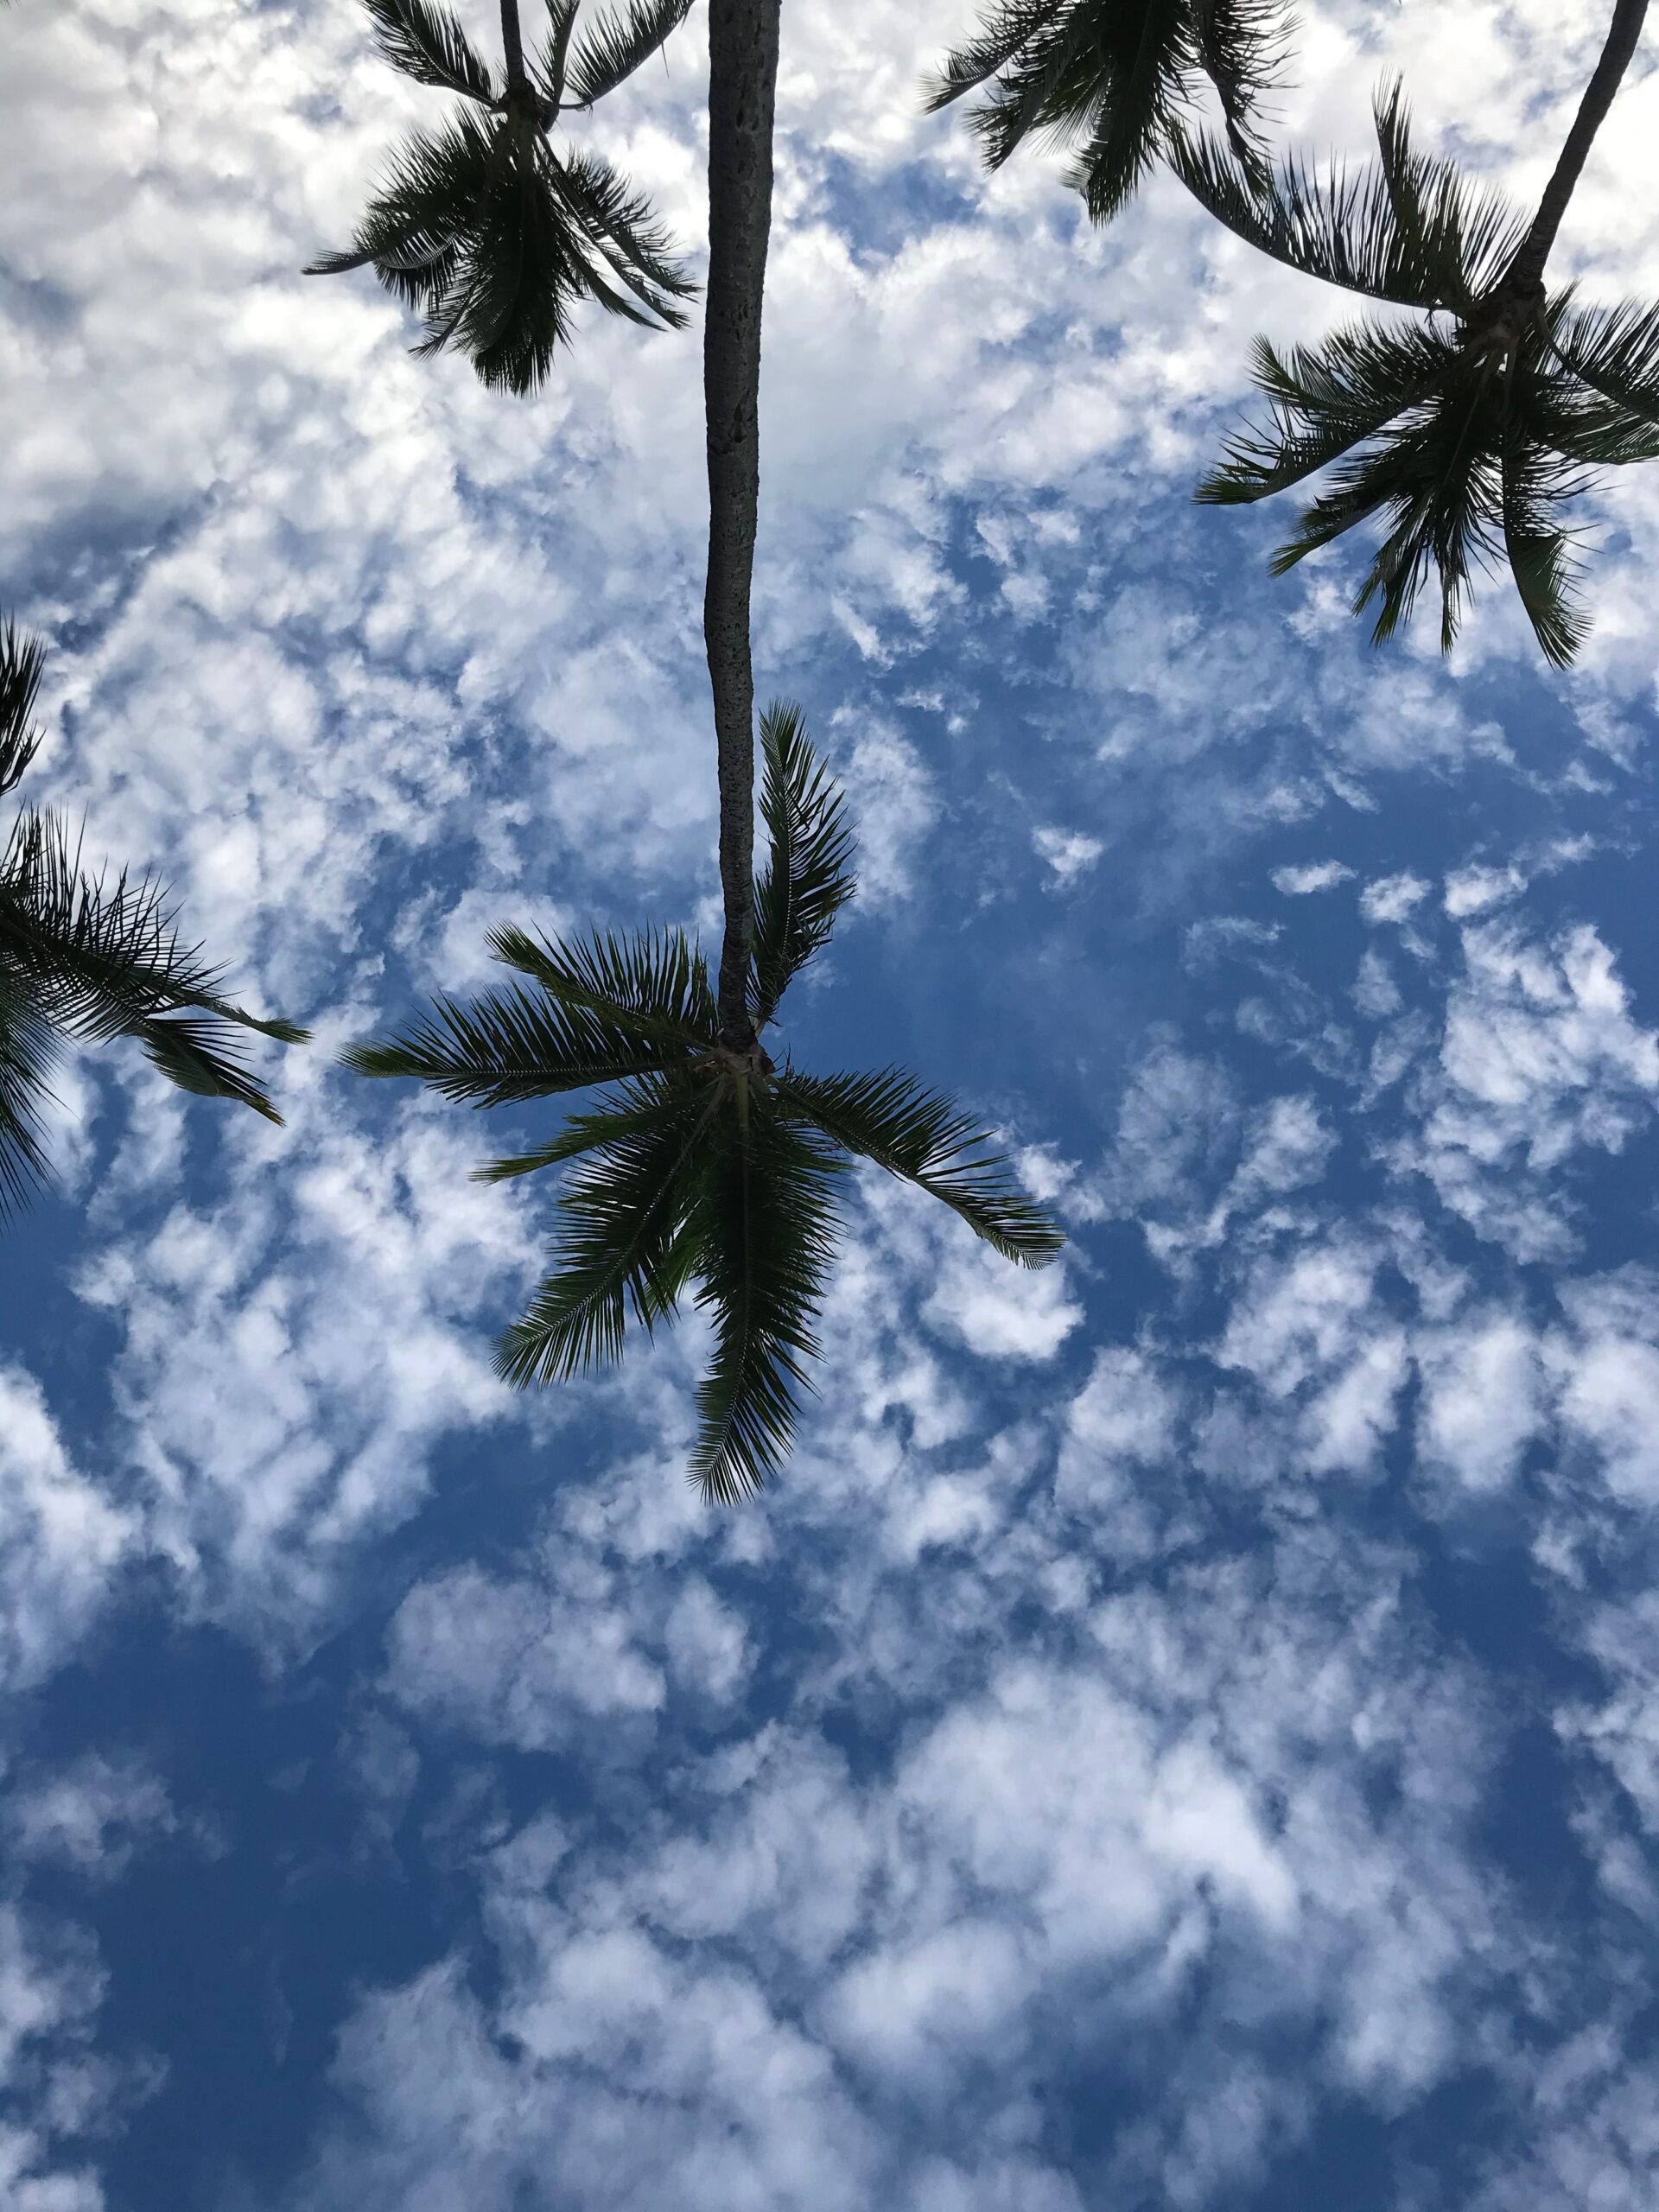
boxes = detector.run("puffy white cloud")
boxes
[0,1368,139,1698]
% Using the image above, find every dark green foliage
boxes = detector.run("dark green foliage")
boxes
[1189,87,1659,664]
[346,703,1065,1502]
[0,623,306,1216]
[925,0,1288,222]
[307,0,695,391]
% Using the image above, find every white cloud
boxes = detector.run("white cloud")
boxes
[1271,861,1353,896]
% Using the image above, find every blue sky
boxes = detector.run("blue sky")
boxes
[4,1,1659,2205]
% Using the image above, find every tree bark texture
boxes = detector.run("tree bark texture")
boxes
[705,0,782,1044]
[1510,0,1649,292]
[499,0,528,92]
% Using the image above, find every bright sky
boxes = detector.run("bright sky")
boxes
[3,2,1659,2206]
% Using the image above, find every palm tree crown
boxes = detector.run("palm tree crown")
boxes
[345,704,1064,1502]
[1183,48,1659,664]
[925,0,1289,223]
[307,0,696,392]
[0,622,307,1215]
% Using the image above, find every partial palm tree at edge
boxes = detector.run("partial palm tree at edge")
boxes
[1178,0,1658,664]
[924,0,1291,225]
[0,621,308,1216]
[306,0,696,392]
[344,705,1063,1503]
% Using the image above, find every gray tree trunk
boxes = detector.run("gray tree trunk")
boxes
[705,0,782,1046]
[1510,0,1649,295]
[499,0,527,92]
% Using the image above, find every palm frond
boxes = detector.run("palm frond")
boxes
[1191,0,1287,178]
[1498,423,1589,668]
[0,970,59,1217]
[1064,0,1192,224]
[490,923,716,1050]
[922,0,1065,112]
[472,1073,703,1181]
[531,0,580,106]
[687,1109,842,1504]
[0,620,46,799]
[363,0,495,99]
[303,109,498,302]
[1173,81,1522,310]
[341,982,686,1105]
[494,1080,715,1386]
[566,0,694,108]
[778,1065,1064,1266]
[548,144,697,326]
[1553,298,1659,426]
[0,810,304,1122]
[749,702,855,1029]
[1197,321,1452,507]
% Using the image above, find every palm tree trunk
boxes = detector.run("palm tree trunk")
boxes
[705,0,782,1046]
[499,0,528,93]
[1509,0,1649,295]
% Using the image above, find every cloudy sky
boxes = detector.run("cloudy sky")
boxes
[4,0,1659,2205]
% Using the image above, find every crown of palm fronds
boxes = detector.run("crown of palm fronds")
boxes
[0,624,307,1215]
[1185,84,1659,664]
[307,0,696,392]
[925,0,1290,223]
[345,702,1064,1502]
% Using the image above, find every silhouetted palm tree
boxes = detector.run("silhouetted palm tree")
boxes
[306,0,696,391]
[346,705,1062,1501]
[1182,0,1658,663]
[925,0,1289,223]
[0,622,306,1215]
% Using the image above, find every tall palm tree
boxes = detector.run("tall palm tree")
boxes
[306,0,697,392]
[345,705,1063,1502]
[0,622,306,1215]
[346,0,1064,1497]
[924,0,1290,224]
[1180,0,1659,664]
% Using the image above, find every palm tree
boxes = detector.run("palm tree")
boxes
[923,0,1290,224]
[345,0,1063,1497]
[345,705,1063,1502]
[0,621,306,1215]
[306,0,697,392]
[1181,0,1659,664]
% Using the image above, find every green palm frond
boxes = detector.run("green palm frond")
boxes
[778,1065,1065,1267]
[1197,323,1450,508]
[687,1108,842,1505]
[0,810,304,1125]
[0,621,45,799]
[0,969,59,1217]
[549,144,697,327]
[531,0,580,105]
[491,924,717,1047]
[1553,298,1659,426]
[925,0,1287,223]
[363,0,495,99]
[750,700,855,1029]
[565,0,695,108]
[922,0,1065,112]
[494,1077,715,1386]
[1498,426,1589,669]
[341,983,686,1104]
[305,96,691,391]
[1173,86,1523,311]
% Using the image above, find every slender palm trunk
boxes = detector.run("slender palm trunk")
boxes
[499,0,527,93]
[705,0,782,1046]
[1508,0,1649,295]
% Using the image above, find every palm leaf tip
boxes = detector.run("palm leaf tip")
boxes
[778,1066,1065,1268]
[750,700,856,1026]
[0,620,47,798]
